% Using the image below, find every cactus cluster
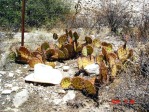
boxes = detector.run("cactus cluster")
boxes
[16,29,96,67]
[60,76,96,95]
[15,29,133,95]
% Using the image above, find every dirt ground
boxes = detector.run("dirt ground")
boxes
[0,30,149,112]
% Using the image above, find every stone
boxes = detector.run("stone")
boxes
[34,63,53,75]
[0,52,10,68]
[25,63,63,84]
[62,90,76,104]
[0,71,6,75]
[98,102,112,112]
[68,69,76,77]
[84,63,100,75]
[53,99,62,105]
[23,65,28,69]
[13,89,29,108]
[5,84,13,88]
[53,90,76,105]
[56,89,66,94]
[15,69,21,74]
[12,86,19,92]
[3,107,20,112]
[9,72,14,77]
[62,66,70,72]
[1,90,12,95]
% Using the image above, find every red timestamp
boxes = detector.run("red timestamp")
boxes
[111,99,135,105]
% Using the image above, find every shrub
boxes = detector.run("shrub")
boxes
[0,0,21,30]
[0,0,71,31]
[94,0,132,33]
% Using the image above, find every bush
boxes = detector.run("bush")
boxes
[70,0,132,33]
[0,0,21,30]
[0,0,71,31]
[94,0,132,33]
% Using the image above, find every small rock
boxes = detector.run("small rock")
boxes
[84,63,100,75]
[105,36,110,39]
[0,87,2,91]
[23,65,28,69]
[98,102,112,112]
[53,99,62,105]
[1,90,12,95]
[0,71,6,75]
[105,86,109,90]
[9,72,14,77]
[15,69,21,74]
[4,107,20,112]
[44,97,49,101]
[62,66,70,72]
[68,69,76,76]
[62,90,76,104]
[62,71,70,77]
[56,89,66,94]
[5,84,13,88]
[13,89,29,108]
[12,86,19,92]
[0,52,10,67]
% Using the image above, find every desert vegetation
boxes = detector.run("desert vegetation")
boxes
[15,29,133,94]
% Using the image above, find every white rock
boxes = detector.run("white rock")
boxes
[90,35,96,40]
[34,63,53,75]
[98,102,111,112]
[1,90,12,95]
[84,63,100,75]
[5,84,13,88]
[53,90,76,105]
[56,89,66,94]
[15,69,21,74]
[25,63,63,84]
[53,99,62,105]
[62,66,70,72]
[13,89,29,108]
[9,72,14,77]
[23,65,28,69]
[3,107,20,112]
[0,52,10,68]
[62,90,76,104]
[0,71,6,75]
[12,86,19,92]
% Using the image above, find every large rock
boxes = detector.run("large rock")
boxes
[25,63,63,84]
[13,89,29,108]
